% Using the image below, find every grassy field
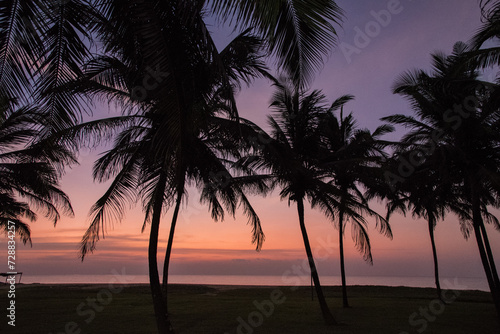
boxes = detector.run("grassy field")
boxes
[0,283,498,333]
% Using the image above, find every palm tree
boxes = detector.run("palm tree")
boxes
[380,149,456,301]
[387,43,500,320]
[75,17,269,333]
[320,99,393,308]
[0,96,74,244]
[238,77,339,325]
[80,115,266,333]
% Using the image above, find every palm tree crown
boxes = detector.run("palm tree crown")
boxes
[0,96,74,244]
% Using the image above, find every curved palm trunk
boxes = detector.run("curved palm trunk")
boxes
[471,191,500,322]
[297,198,337,325]
[427,217,442,301]
[162,189,183,310]
[338,205,349,308]
[149,173,174,334]
[479,221,500,290]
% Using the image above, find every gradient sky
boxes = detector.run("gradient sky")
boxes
[6,0,500,282]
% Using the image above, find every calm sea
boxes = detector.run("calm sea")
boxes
[14,274,489,291]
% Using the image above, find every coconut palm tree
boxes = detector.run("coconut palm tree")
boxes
[79,110,267,333]
[74,19,269,333]
[0,96,74,244]
[319,99,393,308]
[1,0,345,251]
[380,148,458,301]
[238,77,339,325]
[387,43,500,320]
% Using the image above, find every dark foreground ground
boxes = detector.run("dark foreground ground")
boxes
[0,283,498,333]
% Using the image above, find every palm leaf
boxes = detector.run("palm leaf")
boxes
[210,0,344,87]
[0,0,44,100]
[0,218,31,245]
[35,0,93,133]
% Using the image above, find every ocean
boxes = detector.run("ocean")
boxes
[13,274,490,292]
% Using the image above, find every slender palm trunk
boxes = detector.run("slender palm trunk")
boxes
[471,191,500,321]
[479,220,500,290]
[427,217,442,301]
[297,198,337,325]
[162,188,183,310]
[338,205,349,308]
[149,173,174,334]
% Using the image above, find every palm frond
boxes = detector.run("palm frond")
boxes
[328,94,354,112]
[80,157,139,259]
[35,0,94,133]
[0,218,31,245]
[238,191,265,250]
[0,0,44,100]
[210,0,344,87]
[351,219,373,264]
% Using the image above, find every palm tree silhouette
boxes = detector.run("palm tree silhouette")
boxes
[239,77,338,325]
[320,99,393,308]
[380,149,455,301]
[75,21,268,333]
[0,96,74,244]
[386,43,500,320]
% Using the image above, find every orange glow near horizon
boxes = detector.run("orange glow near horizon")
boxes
[9,161,500,280]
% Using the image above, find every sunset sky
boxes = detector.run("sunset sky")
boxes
[7,0,500,282]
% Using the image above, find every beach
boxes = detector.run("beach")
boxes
[1,283,498,333]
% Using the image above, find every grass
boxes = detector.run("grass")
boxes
[0,283,498,333]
